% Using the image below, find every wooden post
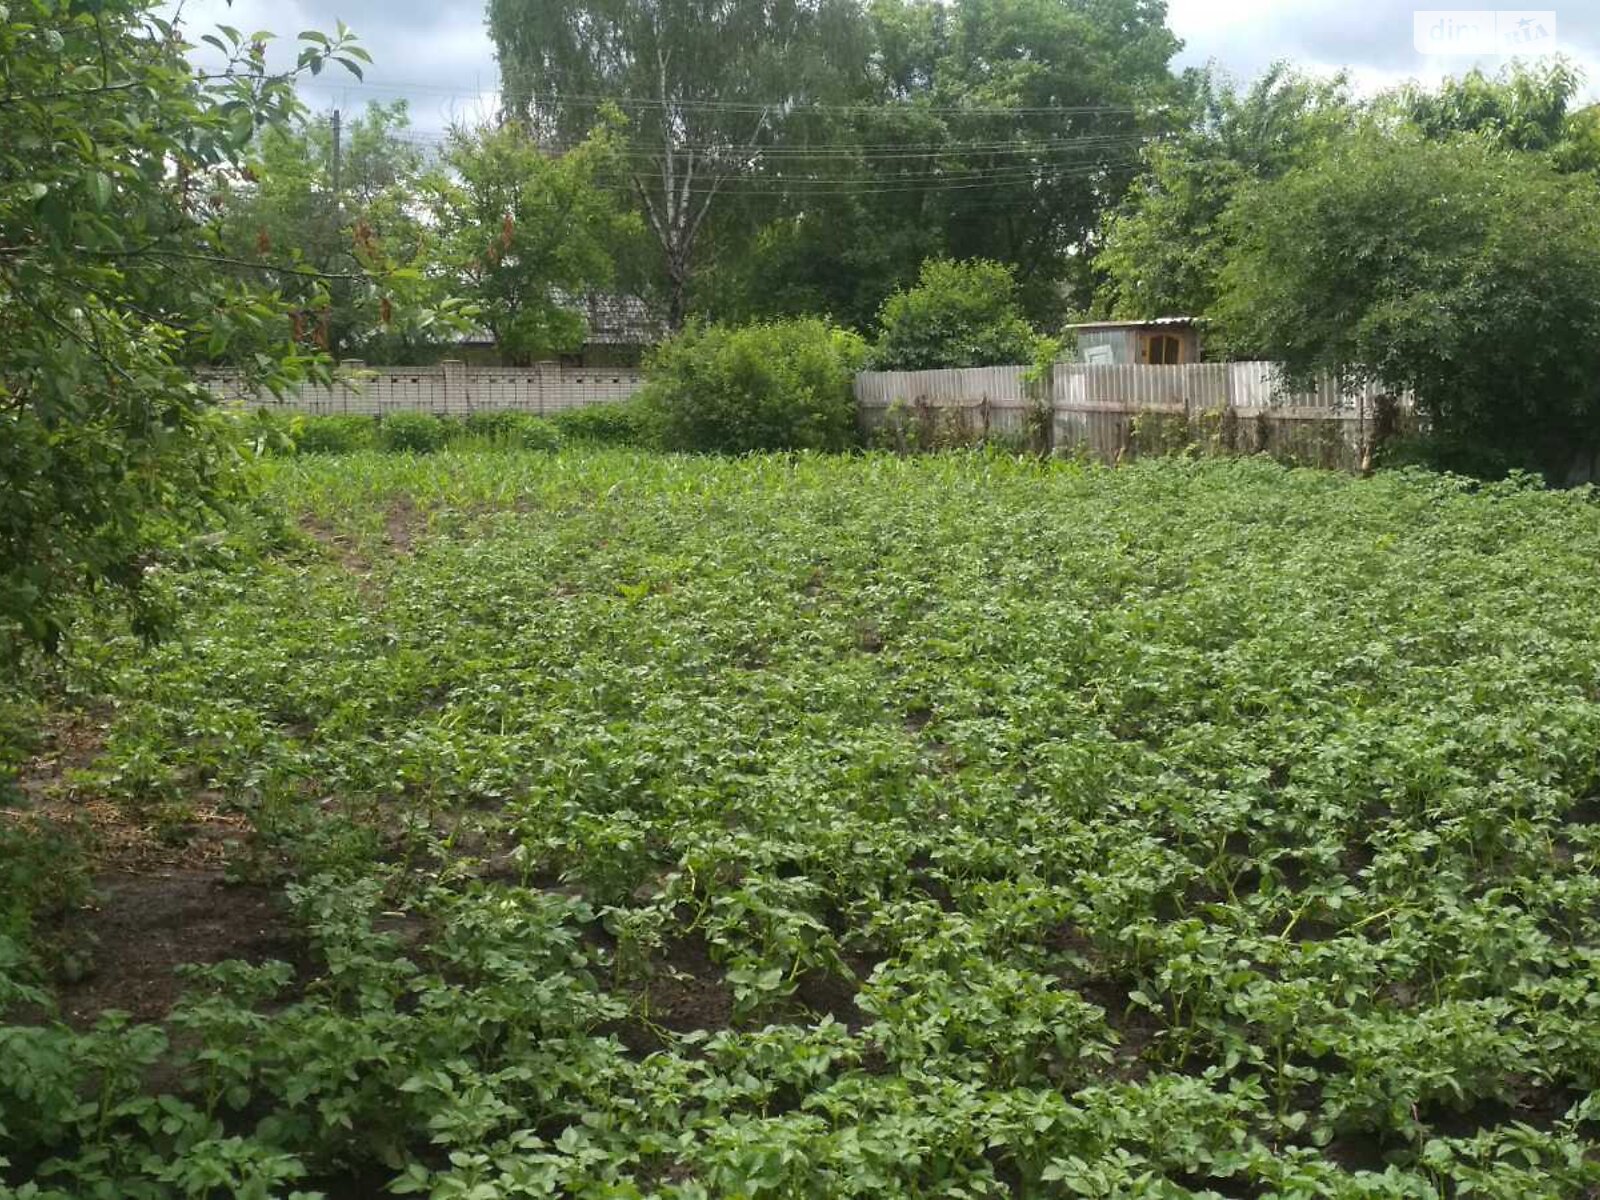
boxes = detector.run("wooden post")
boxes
[1358,385,1370,476]
[1044,360,1057,456]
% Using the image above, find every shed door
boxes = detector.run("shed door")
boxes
[1142,334,1183,365]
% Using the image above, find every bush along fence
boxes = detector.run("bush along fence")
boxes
[857,362,1413,471]
[201,359,643,416]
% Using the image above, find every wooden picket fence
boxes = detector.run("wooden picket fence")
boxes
[855,362,1411,470]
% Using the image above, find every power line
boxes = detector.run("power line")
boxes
[457,157,1147,197]
[385,144,1146,192]
[387,147,1155,174]
[303,88,1157,202]
[389,132,1153,160]
[640,162,1145,196]
[374,129,1149,196]
[308,75,1145,117]
[383,128,1157,171]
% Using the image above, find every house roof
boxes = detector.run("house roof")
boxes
[458,292,666,347]
[1063,317,1203,332]
[573,292,665,345]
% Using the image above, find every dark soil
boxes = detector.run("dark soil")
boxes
[644,934,734,1034]
[299,514,371,577]
[384,497,426,555]
[54,870,306,1028]
[793,964,867,1029]
[299,500,428,582]
[12,709,105,805]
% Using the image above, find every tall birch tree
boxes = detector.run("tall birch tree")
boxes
[487,0,866,327]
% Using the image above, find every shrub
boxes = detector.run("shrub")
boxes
[641,318,866,453]
[507,417,562,452]
[458,410,520,442]
[1376,431,1520,480]
[458,411,563,451]
[377,413,448,454]
[869,258,1043,371]
[551,399,656,447]
[294,415,378,454]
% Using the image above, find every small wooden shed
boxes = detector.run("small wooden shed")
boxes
[1065,318,1203,366]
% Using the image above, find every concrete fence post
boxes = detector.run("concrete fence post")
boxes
[442,359,469,415]
[534,360,557,416]
[340,359,364,415]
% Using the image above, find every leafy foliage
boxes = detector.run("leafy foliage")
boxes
[1392,59,1584,155]
[424,121,638,364]
[210,101,444,363]
[642,318,865,452]
[267,412,573,456]
[489,0,1181,327]
[8,451,1600,1196]
[376,412,450,455]
[869,258,1042,371]
[1214,128,1600,479]
[1096,64,1357,319]
[289,415,377,455]
[858,0,1181,319]
[490,0,870,328]
[459,411,564,451]
[0,0,458,663]
[550,399,656,447]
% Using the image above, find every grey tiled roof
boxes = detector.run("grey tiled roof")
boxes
[573,292,666,345]
[459,292,666,347]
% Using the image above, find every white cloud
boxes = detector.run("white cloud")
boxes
[165,0,1600,134]
[163,0,499,136]
[1169,0,1600,101]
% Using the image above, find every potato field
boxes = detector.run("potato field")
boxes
[6,449,1600,1198]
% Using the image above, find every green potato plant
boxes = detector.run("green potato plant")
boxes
[6,451,1600,1196]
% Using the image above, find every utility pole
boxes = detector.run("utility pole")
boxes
[327,107,344,362]
[330,107,343,224]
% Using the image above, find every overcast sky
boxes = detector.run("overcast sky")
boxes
[172,1,1598,139]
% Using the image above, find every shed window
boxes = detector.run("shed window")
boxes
[1143,334,1183,365]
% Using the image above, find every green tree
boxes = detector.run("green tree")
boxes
[488,0,869,329]
[213,101,441,362]
[1096,64,1356,319]
[869,258,1041,370]
[0,1,451,659]
[1215,129,1600,479]
[699,0,1184,328]
[424,121,639,364]
[1393,59,1580,154]
[867,0,1182,319]
[1389,59,1600,176]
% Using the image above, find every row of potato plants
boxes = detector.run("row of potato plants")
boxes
[4,449,1600,1197]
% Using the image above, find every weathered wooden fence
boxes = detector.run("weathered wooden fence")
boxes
[856,363,1410,470]
[201,360,644,416]
[207,358,1411,470]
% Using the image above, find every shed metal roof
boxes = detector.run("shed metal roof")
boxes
[1063,317,1203,332]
